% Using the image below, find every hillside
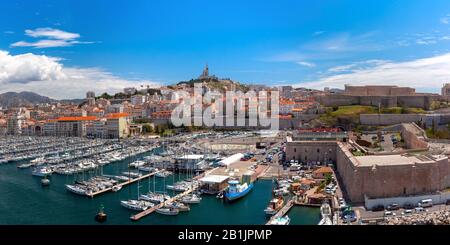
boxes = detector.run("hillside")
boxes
[0,91,55,108]
[316,105,427,129]
[177,77,249,93]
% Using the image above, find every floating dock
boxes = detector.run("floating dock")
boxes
[130,186,198,221]
[87,171,162,198]
[266,199,294,225]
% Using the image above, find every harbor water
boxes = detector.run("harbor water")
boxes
[0,150,320,225]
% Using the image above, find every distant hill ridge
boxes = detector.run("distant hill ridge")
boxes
[0,91,84,108]
[0,91,55,107]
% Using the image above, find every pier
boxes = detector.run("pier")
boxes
[130,185,199,221]
[266,199,294,225]
[87,171,162,198]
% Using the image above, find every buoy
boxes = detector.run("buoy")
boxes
[41,177,50,186]
[95,204,107,223]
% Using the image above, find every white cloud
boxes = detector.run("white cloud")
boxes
[327,60,388,73]
[296,53,450,91]
[11,28,93,49]
[0,50,159,99]
[25,28,79,40]
[297,61,316,68]
[0,50,66,83]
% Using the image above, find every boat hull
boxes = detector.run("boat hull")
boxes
[224,183,254,202]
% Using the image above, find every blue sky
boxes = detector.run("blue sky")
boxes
[1,0,450,98]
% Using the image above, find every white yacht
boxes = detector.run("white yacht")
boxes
[138,166,157,172]
[180,194,202,204]
[32,167,53,177]
[121,171,142,178]
[269,215,291,225]
[167,202,190,212]
[156,207,179,216]
[120,200,153,211]
[130,160,146,168]
[155,170,173,178]
[139,192,170,204]
[65,184,87,196]
[31,157,46,165]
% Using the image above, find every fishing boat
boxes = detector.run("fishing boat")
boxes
[268,215,290,225]
[156,207,179,216]
[180,194,202,204]
[120,200,153,211]
[264,197,284,216]
[224,180,254,202]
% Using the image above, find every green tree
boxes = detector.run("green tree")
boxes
[325,173,333,185]
[142,124,154,134]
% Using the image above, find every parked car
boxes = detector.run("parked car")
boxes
[401,209,413,216]
[418,199,433,208]
[415,207,426,213]
[384,211,396,217]
[387,203,400,210]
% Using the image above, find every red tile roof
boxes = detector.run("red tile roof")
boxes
[57,116,98,121]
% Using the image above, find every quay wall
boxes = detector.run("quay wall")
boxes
[359,114,450,126]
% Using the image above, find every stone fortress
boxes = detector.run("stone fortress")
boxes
[285,124,450,205]
[316,85,440,110]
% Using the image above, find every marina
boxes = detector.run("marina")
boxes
[0,134,322,225]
